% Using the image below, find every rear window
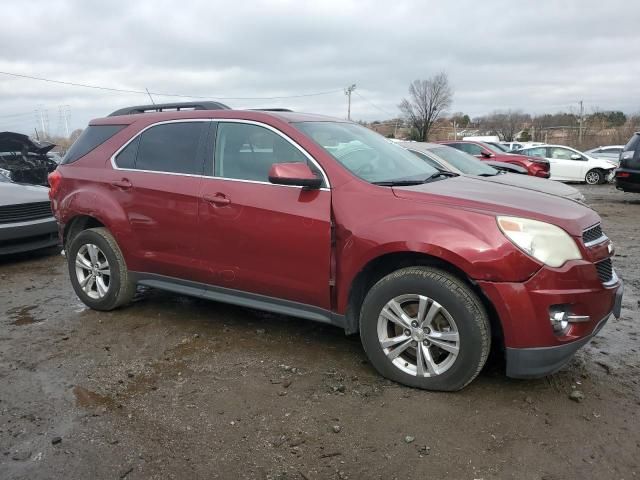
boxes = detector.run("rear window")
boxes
[62,125,126,164]
[623,133,640,152]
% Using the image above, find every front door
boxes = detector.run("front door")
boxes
[197,121,332,310]
[547,146,586,181]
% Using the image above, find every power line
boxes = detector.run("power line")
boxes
[354,91,395,117]
[0,70,343,101]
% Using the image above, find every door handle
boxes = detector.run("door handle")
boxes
[203,193,231,206]
[112,178,132,190]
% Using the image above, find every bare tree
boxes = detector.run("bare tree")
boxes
[399,73,452,141]
[480,110,530,141]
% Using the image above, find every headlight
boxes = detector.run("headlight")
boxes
[497,216,582,267]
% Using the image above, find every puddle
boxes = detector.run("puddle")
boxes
[8,305,44,326]
[72,386,116,409]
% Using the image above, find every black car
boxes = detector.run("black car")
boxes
[0,173,59,254]
[616,132,640,192]
[0,131,58,186]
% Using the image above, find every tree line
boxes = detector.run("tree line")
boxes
[395,72,639,142]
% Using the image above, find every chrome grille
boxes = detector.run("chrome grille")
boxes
[595,258,613,284]
[0,202,52,224]
[583,224,605,245]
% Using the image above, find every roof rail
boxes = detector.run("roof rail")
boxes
[248,108,294,112]
[108,101,231,117]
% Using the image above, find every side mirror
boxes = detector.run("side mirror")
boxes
[570,154,582,160]
[268,162,323,189]
[481,151,493,158]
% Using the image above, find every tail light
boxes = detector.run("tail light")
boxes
[616,171,631,178]
[48,170,62,200]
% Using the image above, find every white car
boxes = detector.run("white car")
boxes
[514,144,618,184]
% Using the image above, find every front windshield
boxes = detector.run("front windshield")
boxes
[294,122,438,183]
[490,143,509,152]
[480,142,504,154]
[428,146,498,176]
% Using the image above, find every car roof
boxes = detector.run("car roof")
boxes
[396,141,442,151]
[91,109,345,126]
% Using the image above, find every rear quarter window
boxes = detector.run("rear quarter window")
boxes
[62,125,126,164]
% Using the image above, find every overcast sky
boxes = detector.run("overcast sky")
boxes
[1,0,639,136]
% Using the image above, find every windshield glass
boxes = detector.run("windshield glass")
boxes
[428,146,498,176]
[489,143,509,152]
[480,142,504,154]
[294,122,438,183]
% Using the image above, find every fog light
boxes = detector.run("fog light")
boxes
[550,311,570,333]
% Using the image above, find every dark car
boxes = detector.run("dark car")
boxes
[0,173,58,254]
[49,101,621,391]
[0,132,58,186]
[440,140,551,178]
[616,132,640,192]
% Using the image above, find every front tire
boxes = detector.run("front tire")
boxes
[67,227,136,311]
[359,267,490,391]
[585,169,604,185]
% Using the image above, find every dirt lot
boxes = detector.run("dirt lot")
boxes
[1,184,639,480]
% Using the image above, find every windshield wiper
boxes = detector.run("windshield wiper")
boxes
[423,171,459,181]
[373,171,459,186]
[372,179,427,186]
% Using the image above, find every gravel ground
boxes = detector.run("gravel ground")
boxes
[1,184,639,480]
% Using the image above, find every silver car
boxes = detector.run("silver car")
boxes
[398,142,586,204]
[584,145,624,162]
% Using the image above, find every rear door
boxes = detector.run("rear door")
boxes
[109,120,209,279]
[196,121,332,309]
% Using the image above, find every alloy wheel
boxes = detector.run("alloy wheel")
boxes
[585,171,601,185]
[75,244,111,299]
[377,294,460,377]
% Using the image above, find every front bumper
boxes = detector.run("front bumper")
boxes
[478,259,623,378]
[505,283,622,378]
[0,216,59,254]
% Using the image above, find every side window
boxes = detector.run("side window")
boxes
[115,136,140,169]
[214,122,320,184]
[526,147,547,158]
[132,122,206,174]
[460,143,483,155]
[549,147,575,160]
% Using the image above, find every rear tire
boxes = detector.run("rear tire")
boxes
[359,267,490,391]
[67,227,136,311]
[585,169,603,185]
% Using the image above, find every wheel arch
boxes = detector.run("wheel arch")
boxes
[343,251,504,355]
[63,215,105,248]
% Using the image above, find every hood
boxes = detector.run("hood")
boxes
[475,173,585,201]
[0,181,50,206]
[0,132,55,155]
[392,176,599,237]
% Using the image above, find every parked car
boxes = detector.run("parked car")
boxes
[584,145,624,162]
[514,144,618,185]
[499,141,524,151]
[399,142,586,203]
[486,142,510,152]
[0,173,58,254]
[439,140,551,178]
[49,102,622,391]
[0,132,58,186]
[615,132,640,192]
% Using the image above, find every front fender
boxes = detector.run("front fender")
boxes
[334,210,541,314]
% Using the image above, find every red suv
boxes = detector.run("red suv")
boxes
[440,140,551,178]
[49,102,622,391]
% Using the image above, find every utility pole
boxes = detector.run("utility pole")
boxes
[344,84,356,120]
[578,100,584,146]
[452,120,458,140]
